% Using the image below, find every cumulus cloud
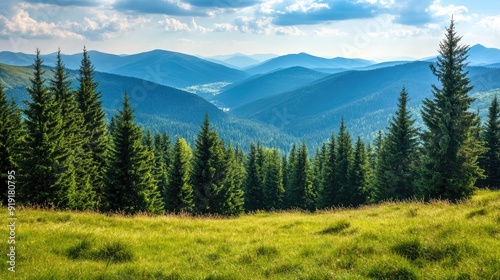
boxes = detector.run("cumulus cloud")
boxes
[0,7,83,39]
[213,16,304,35]
[392,0,469,26]
[479,16,500,33]
[64,11,149,40]
[158,16,210,32]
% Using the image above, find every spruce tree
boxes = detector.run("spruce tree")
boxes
[350,137,369,206]
[321,133,337,208]
[479,96,500,189]
[50,49,95,210]
[375,87,419,201]
[165,137,194,213]
[334,118,353,206]
[420,19,484,202]
[105,93,164,214]
[19,49,64,206]
[244,142,265,211]
[76,47,108,206]
[289,143,315,210]
[284,143,297,209]
[0,79,23,206]
[219,143,245,215]
[312,145,327,208]
[263,148,285,210]
[191,115,227,214]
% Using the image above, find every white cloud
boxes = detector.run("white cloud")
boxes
[158,16,210,33]
[65,11,149,40]
[285,0,329,13]
[313,26,348,36]
[479,16,500,33]
[0,8,83,39]
[428,0,470,21]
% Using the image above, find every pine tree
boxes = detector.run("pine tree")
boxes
[350,137,369,206]
[321,133,337,208]
[76,47,108,207]
[479,96,500,189]
[105,93,164,214]
[19,49,64,206]
[375,87,419,201]
[165,137,194,213]
[284,143,297,209]
[0,79,23,206]
[244,142,265,211]
[419,19,484,202]
[263,148,285,210]
[219,143,245,215]
[312,144,327,209]
[289,143,315,211]
[191,115,228,215]
[50,49,95,210]
[334,118,353,206]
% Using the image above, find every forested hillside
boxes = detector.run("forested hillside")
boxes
[0,20,499,217]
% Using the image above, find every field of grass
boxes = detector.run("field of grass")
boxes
[1,190,499,280]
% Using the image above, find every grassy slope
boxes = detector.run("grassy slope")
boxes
[1,190,499,280]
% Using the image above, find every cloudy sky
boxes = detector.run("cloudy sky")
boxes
[0,0,498,61]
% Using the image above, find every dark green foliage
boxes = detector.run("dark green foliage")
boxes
[479,96,500,189]
[192,115,238,215]
[50,49,95,210]
[375,87,419,201]
[288,143,315,211]
[19,49,64,206]
[105,93,164,214]
[350,137,369,206]
[219,143,245,216]
[334,118,353,206]
[419,19,484,202]
[0,79,23,206]
[312,144,327,208]
[76,47,108,207]
[263,148,285,210]
[322,133,337,208]
[244,143,265,211]
[165,137,194,213]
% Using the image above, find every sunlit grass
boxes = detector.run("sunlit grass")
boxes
[1,190,499,279]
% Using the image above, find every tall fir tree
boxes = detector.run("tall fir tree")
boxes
[375,87,419,201]
[289,143,316,211]
[0,79,23,206]
[419,19,484,202]
[19,49,64,206]
[105,93,164,214]
[244,142,265,211]
[334,118,353,206]
[312,144,327,209]
[50,49,95,210]
[76,47,108,207]
[284,143,297,209]
[165,137,194,213]
[263,148,285,210]
[219,143,245,215]
[191,115,229,215]
[350,137,369,206]
[321,133,337,208]
[479,96,500,189]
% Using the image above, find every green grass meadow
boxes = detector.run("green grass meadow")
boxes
[1,190,499,279]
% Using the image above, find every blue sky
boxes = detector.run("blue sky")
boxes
[0,0,499,61]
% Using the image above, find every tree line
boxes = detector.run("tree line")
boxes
[1,20,499,215]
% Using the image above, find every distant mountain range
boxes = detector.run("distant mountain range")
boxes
[1,43,500,149]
